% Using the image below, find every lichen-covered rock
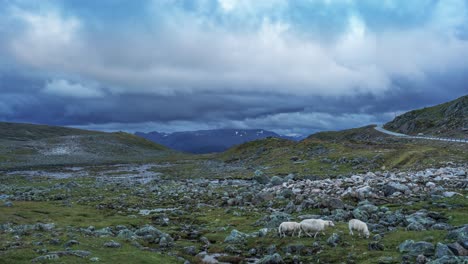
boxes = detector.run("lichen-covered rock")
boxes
[399,240,434,257]
[270,176,284,186]
[436,243,454,258]
[368,241,384,251]
[447,242,468,256]
[327,233,340,247]
[447,225,468,242]
[117,229,136,241]
[224,229,248,244]
[103,240,121,248]
[257,253,284,264]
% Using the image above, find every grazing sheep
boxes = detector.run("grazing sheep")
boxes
[299,219,335,238]
[278,222,301,238]
[348,219,370,238]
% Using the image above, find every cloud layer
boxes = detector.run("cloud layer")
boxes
[0,0,467,135]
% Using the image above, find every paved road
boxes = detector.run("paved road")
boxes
[374,125,468,143]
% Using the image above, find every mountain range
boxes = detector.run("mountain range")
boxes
[135,129,304,154]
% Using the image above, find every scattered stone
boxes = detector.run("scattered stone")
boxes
[4,201,13,207]
[103,240,121,248]
[327,233,340,247]
[257,253,284,264]
[399,240,434,257]
[368,241,384,251]
[436,243,455,258]
[224,229,248,244]
[447,242,468,256]
[64,240,79,247]
[32,254,60,262]
[416,254,428,264]
[184,246,197,256]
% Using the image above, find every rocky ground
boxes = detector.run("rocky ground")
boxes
[0,163,467,263]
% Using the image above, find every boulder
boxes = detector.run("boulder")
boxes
[435,243,454,259]
[327,233,340,247]
[270,176,284,186]
[368,241,384,251]
[224,229,248,244]
[257,253,284,264]
[447,225,468,242]
[399,240,434,257]
[117,229,136,241]
[383,182,410,196]
[320,198,345,209]
[183,246,197,256]
[103,240,121,248]
[447,242,468,256]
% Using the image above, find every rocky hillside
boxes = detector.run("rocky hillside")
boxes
[0,122,171,169]
[135,129,303,154]
[384,95,468,137]
[218,126,468,178]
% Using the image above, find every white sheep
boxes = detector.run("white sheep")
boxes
[348,219,370,238]
[278,222,301,238]
[299,219,335,238]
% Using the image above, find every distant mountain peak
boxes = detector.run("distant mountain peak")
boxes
[135,128,304,154]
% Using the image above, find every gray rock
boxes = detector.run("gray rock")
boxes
[270,176,284,186]
[320,198,345,209]
[103,240,121,248]
[135,225,163,241]
[94,227,114,237]
[377,256,396,264]
[383,182,410,196]
[283,244,304,254]
[32,254,60,262]
[248,248,257,256]
[447,225,468,242]
[90,257,100,262]
[432,223,452,230]
[368,241,384,251]
[436,243,455,258]
[407,222,426,231]
[224,229,248,244]
[257,253,284,264]
[427,256,468,264]
[64,239,79,247]
[183,246,197,256]
[117,229,136,241]
[258,212,291,228]
[461,240,468,250]
[416,254,428,264]
[399,240,434,257]
[327,233,340,247]
[406,211,436,230]
[158,234,174,247]
[447,242,468,256]
[4,201,13,207]
[254,171,270,184]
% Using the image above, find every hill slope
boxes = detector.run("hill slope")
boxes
[135,129,303,154]
[384,95,468,137]
[217,126,468,178]
[0,122,171,169]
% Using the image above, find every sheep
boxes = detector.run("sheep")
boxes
[299,219,335,238]
[348,219,370,238]
[278,222,301,238]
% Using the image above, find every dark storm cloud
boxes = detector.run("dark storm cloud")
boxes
[0,0,467,135]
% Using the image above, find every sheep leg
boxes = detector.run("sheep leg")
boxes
[314,232,318,239]
[349,228,354,236]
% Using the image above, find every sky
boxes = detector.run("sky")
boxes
[0,0,467,136]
